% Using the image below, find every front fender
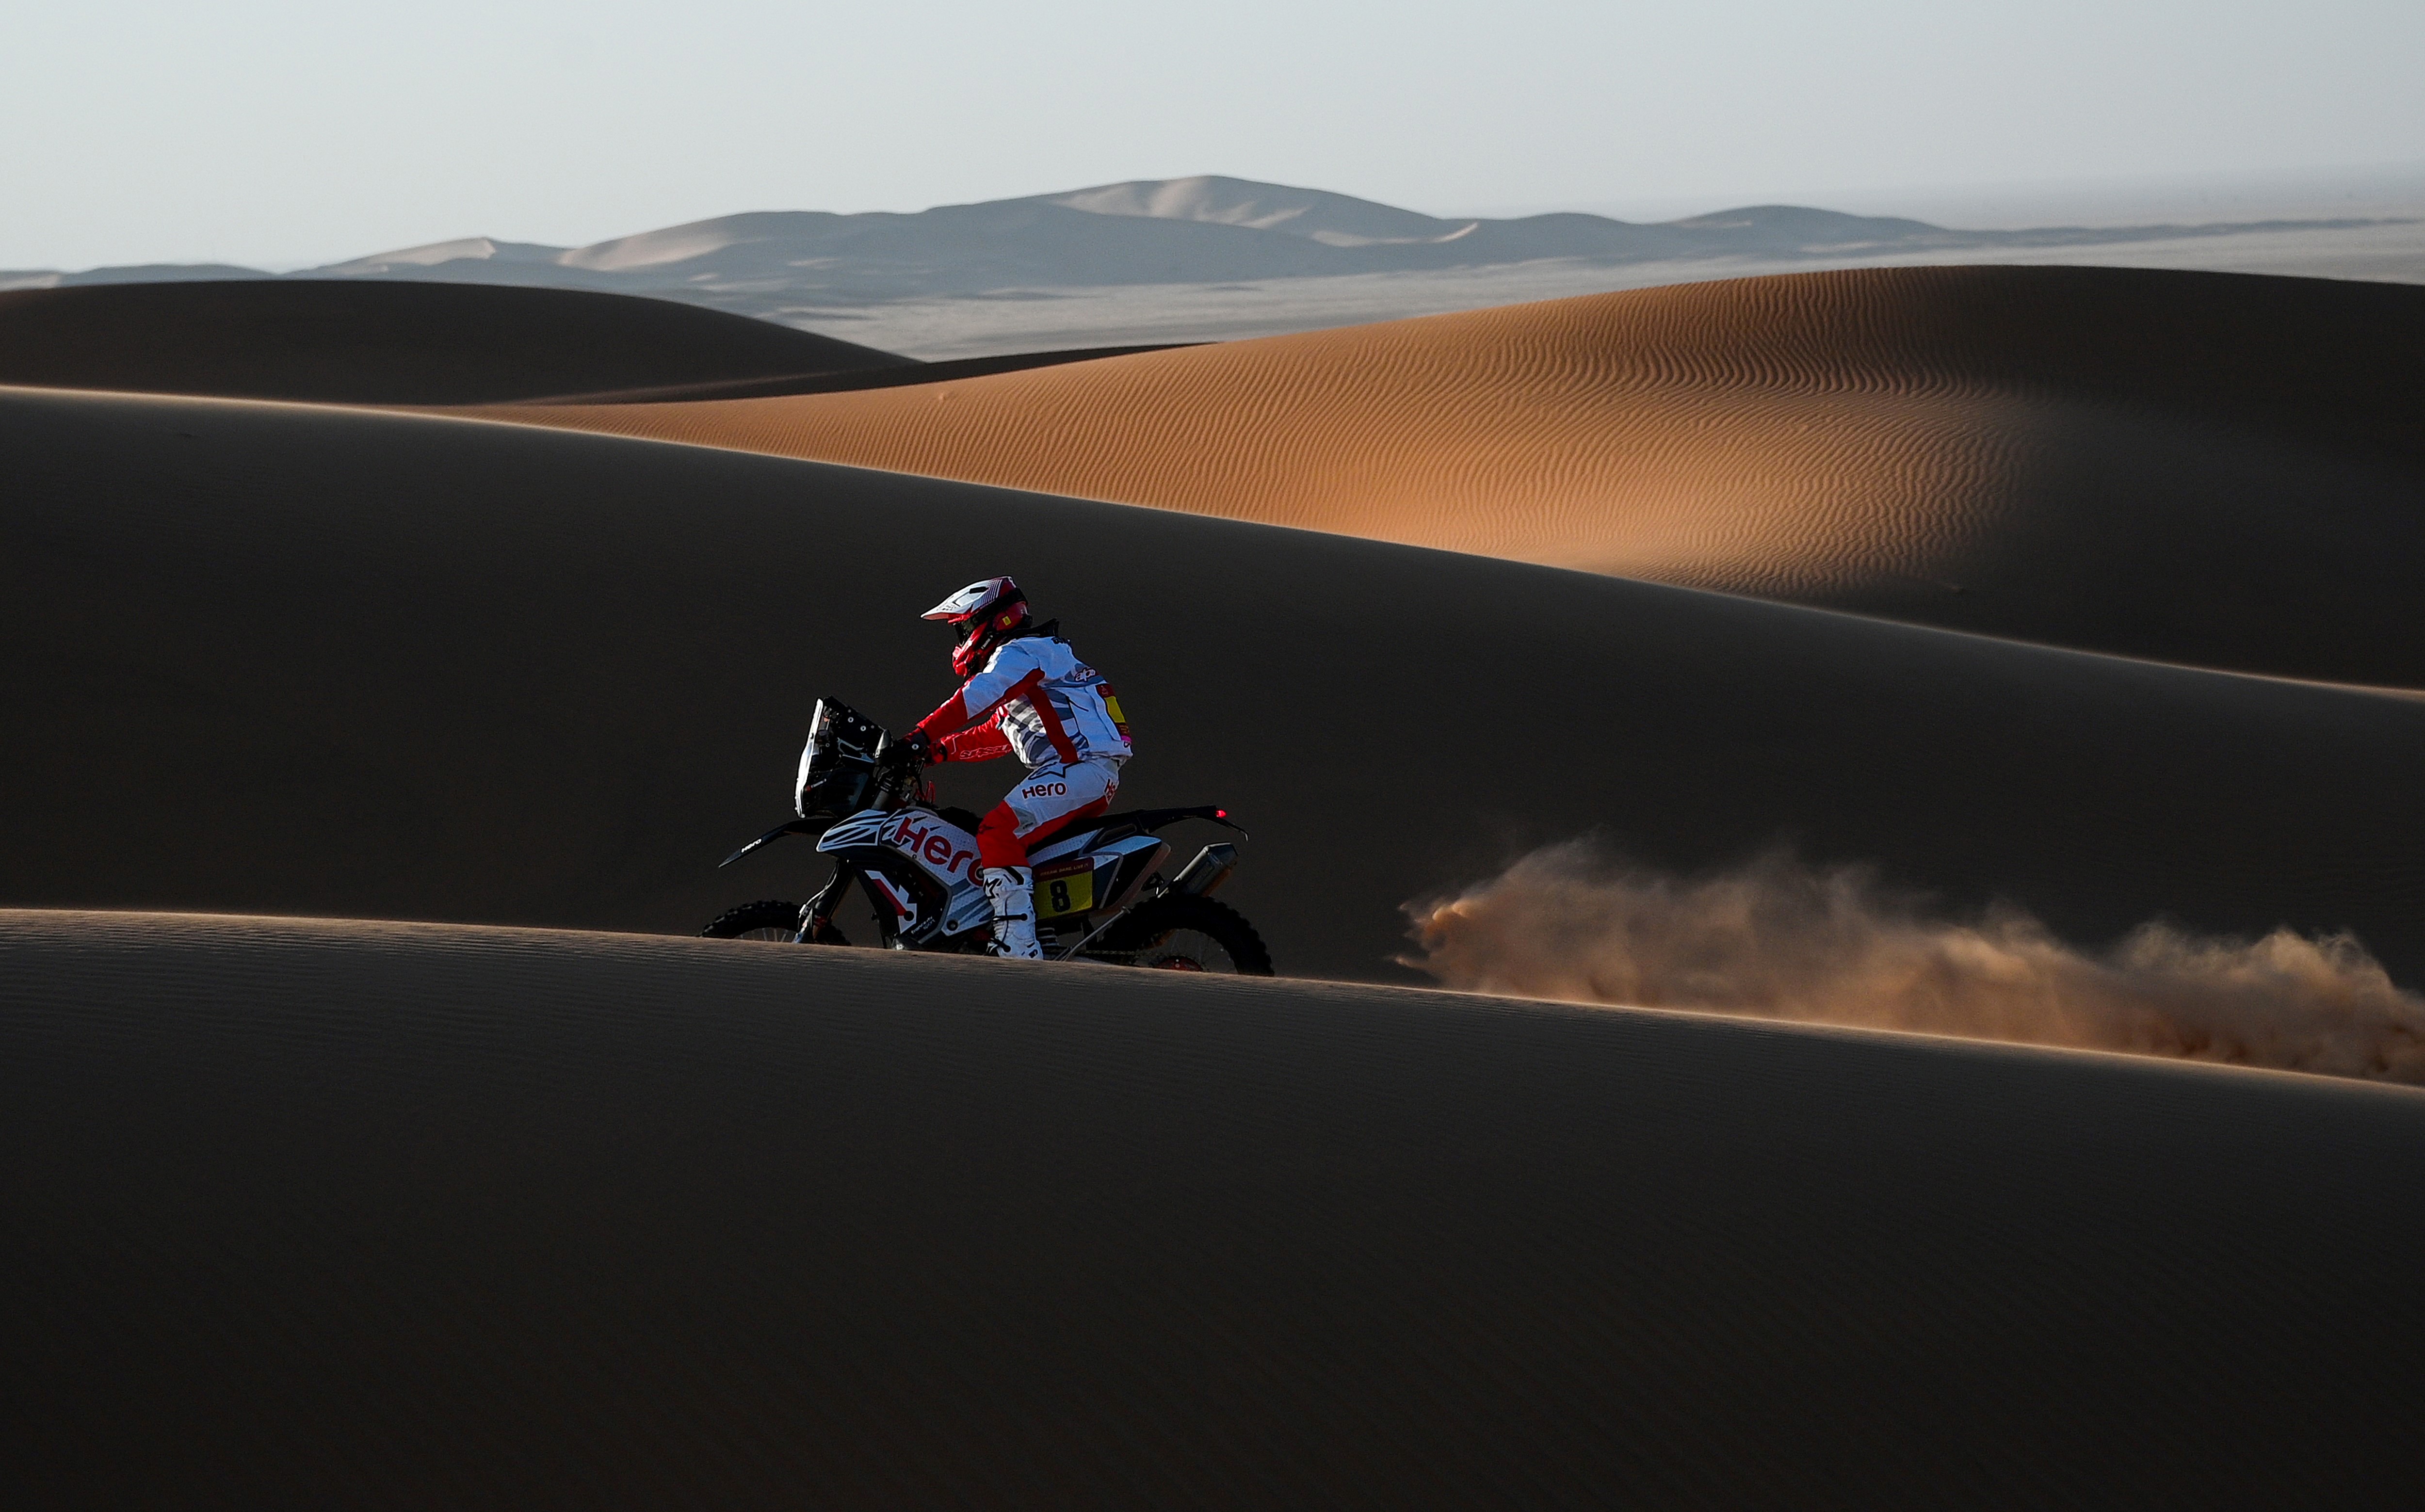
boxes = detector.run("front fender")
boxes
[717,818,828,869]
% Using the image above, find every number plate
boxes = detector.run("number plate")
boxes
[1036,864,1095,918]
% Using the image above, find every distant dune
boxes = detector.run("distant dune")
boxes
[13,175,2410,339]
[0,281,907,404]
[9,384,2425,981]
[6,911,2423,1506]
[488,266,2425,686]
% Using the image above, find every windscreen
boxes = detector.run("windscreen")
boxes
[795,703,838,817]
[795,698,884,818]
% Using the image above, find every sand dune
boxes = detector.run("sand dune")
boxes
[1040,174,1478,243]
[6,910,2422,1506]
[0,280,906,404]
[23,175,2408,331]
[487,266,2425,686]
[10,383,2425,983]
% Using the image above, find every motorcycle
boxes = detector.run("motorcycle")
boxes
[703,698,1273,974]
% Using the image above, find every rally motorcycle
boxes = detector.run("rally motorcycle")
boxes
[703,699,1273,974]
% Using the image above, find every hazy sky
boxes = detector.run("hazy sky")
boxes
[7,0,2422,269]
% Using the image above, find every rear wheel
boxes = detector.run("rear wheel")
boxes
[1092,895,1273,976]
[701,901,851,945]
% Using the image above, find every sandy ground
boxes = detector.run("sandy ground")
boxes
[6,910,2422,1507]
[485,267,2425,688]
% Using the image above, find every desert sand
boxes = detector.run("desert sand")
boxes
[485,266,2425,686]
[8,266,2425,1501]
[7,910,2424,1507]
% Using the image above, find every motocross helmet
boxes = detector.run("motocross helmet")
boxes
[923,576,1031,677]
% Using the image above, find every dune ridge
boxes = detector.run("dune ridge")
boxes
[7,909,2425,1506]
[485,266,2425,686]
[0,280,907,404]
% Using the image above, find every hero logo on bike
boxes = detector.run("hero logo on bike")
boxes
[888,814,978,878]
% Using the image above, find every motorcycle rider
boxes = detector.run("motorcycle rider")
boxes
[901,577,1132,960]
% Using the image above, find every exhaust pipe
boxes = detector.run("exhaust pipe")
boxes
[1169,843,1239,898]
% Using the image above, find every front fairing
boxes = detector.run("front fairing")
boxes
[814,809,894,852]
[817,806,991,937]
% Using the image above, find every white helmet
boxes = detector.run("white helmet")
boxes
[922,576,1030,676]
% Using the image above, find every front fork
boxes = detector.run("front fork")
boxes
[795,863,906,948]
[794,863,857,945]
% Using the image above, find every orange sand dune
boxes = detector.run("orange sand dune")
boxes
[488,266,2425,686]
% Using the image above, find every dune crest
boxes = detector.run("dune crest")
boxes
[0,281,906,404]
[486,265,2425,686]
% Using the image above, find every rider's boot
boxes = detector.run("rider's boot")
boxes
[980,866,1045,960]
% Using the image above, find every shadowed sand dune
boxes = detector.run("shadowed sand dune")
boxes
[0,280,908,404]
[484,266,2425,687]
[9,383,2425,983]
[6,911,2424,1507]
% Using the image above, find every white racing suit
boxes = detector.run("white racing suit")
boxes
[913,631,1132,958]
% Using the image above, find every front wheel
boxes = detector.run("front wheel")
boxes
[701,900,851,945]
[1090,895,1274,975]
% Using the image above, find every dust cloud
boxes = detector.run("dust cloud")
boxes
[1403,843,2425,1084]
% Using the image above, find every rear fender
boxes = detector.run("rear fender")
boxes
[1125,805,1249,840]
